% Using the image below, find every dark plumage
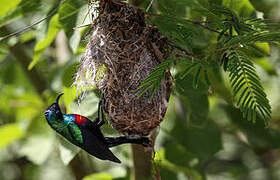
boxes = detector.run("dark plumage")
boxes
[45,93,150,163]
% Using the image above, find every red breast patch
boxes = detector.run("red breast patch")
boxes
[74,114,87,124]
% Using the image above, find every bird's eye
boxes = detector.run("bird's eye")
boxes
[45,110,50,116]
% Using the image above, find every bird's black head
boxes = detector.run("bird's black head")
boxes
[45,93,64,121]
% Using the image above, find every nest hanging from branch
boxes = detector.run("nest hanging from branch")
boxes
[74,0,172,136]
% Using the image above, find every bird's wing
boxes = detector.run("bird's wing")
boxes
[67,123,84,145]
[68,122,121,163]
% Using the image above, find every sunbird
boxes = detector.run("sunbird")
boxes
[45,93,150,163]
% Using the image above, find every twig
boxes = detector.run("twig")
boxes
[73,23,92,30]
[167,39,240,60]
[131,145,153,180]
[145,12,224,35]
[0,0,67,41]
[146,0,154,12]
[167,40,202,59]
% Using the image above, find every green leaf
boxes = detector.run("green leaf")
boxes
[249,0,275,14]
[69,4,90,53]
[150,15,206,50]
[82,173,113,180]
[58,0,85,38]
[0,0,41,27]
[155,150,203,180]
[222,55,229,71]
[62,86,77,114]
[0,0,22,18]
[165,142,197,167]
[253,58,277,76]
[138,58,175,98]
[28,14,61,70]
[175,75,209,126]
[173,76,221,163]
[193,66,202,89]
[223,0,255,17]
[227,50,271,124]
[0,123,24,150]
[204,69,211,86]
[224,105,280,149]
[223,31,280,48]
[179,62,198,79]
[62,62,79,87]
[171,117,221,162]
[158,0,186,17]
[254,42,270,56]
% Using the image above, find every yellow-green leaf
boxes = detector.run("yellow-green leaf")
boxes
[0,123,24,150]
[0,0,21,17]
[28,14,61,70]
[62,86,77,113]
[223,0,255,17]
[82,173,113,180]
[255,42,270,56]
[253,58,277,75]
[0,0,41,27]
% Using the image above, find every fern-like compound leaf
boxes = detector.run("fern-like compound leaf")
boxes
[227,50,271,125]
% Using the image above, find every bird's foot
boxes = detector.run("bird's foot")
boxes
[140,137,152,147]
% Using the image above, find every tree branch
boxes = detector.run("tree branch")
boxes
[131,145,153,180]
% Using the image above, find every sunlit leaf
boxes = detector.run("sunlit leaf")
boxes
[0,0,41,27]
[69,4,91,53]
[253,58,277,75]
[19,31,36,43]
[58,0,85,38]
[223,0,255,17]
[0,0,21,18]
[82,173,113,180]
[0,123,24,150]
[28,14,62,70]
[62,86,77,113]
[255,42,270,56]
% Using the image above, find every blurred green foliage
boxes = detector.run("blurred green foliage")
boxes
[1,0,280,180]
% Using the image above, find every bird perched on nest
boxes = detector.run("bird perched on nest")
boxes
[74,0,172,136]
[45,93,151,163]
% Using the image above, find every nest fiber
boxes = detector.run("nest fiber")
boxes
[75,0,172,136]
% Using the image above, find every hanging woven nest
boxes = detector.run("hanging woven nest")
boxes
[74,0,172,136]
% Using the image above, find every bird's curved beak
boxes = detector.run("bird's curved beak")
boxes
[56,93,64,104]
